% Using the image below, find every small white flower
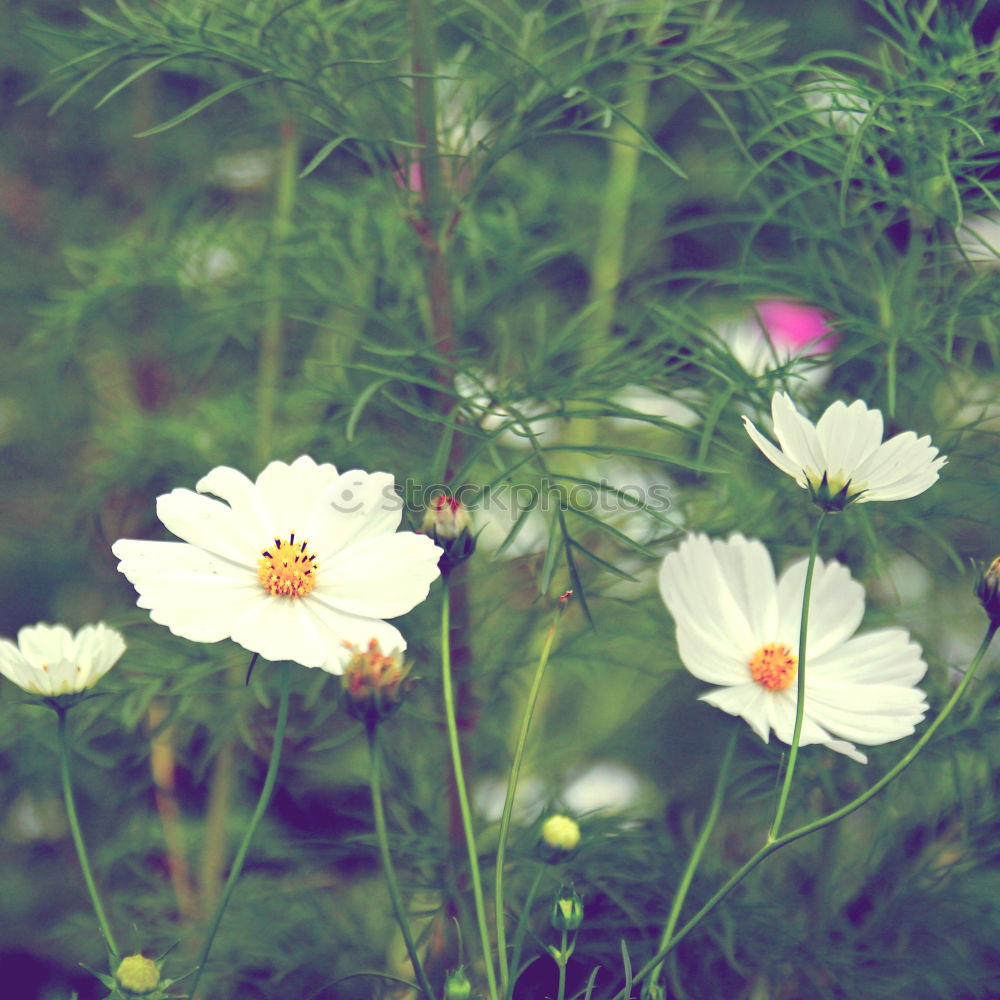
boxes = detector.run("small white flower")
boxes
[112,456,442,674]
[0,623,125,696]
[658,534,928,763]
[742,392,946,509]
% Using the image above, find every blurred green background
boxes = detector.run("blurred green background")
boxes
[3,1,1000,998]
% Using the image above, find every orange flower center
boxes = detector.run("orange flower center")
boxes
[748,642,797,691]
[257,534,318,598]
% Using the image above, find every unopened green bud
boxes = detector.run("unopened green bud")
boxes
[340,639,411,727]
[422,495,475,574]
[551,885,583,931]
[115,954,160,996]
[444,966,472,1000]
[976,556,1000,627]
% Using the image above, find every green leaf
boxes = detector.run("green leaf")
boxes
[134,73,275,137]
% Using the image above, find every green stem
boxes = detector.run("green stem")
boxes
[441,584,499,1000]
[611,622,999,1000]
[769,510,827,840]
[645,730,738,998]
[187,661,292,999]
[581,4,665,370]
[256,117,300,466]
[367,724,436,999]
[56,708,119,957]
[495,602,564,993]
[507,864,546,999]
[556,928,569,1000]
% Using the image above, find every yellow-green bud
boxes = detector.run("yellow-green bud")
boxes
[551,885,583,931]
[541,814,581,852]
[976,556,1000,627]
[115,954,160,996]
[444,966,472,1000]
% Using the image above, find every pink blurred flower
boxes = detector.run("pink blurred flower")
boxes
[721,299,838,382]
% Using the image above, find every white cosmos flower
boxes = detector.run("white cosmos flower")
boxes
[742,392,946,509]
[0,623,125,696]
[658,534,928,763]
[112,456,442,674]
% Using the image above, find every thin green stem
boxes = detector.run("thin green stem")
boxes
[556,928,569,1000]
[256,117,300,467]
[495,603,564,993]
[367,724,436,999]
[507,864,546,999]
[441,584,499,1000]
[769,510,827,840]
[645,730,738,998]
[56,708,119,957]
[188,661,292,1000]
[611,622,999,1000]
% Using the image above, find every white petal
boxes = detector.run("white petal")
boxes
[741,414,805,484]
[814,399,884,482]
[252,456,343,535]
[810,628,926,685]
[196,465,274,541]
[700,684,771,743]
[113,540,263,642]
[676,626,754,685]
[0,639,34,692]
[312,532,441,618]
[775,557,864,659]
[71,624,126,687]
[16,623,74,669]
[156,488,259,563]
[659,534,767,655]
[851,431,946,502]
[307,470,404,560]
[769,392,826,480]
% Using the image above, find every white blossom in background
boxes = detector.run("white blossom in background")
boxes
[718,299,838,384]
[473,774,548,823]
[953,212,1000,267]
[0,623,125,696]
[112,457,441,674]
[801,72,872,134]
[608,384,702,430]
[210,149,278,192]
[659,534,929,763]
[562,761,647,814]
[455,370,562,449]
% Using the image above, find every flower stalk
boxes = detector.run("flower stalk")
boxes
[57,706,119,958]
[441,583,499,1000]
[187,660,291,1000]
[367,723,437,999]
[769,510,827,840]
[645,729,738,999]
[495,596,568,994]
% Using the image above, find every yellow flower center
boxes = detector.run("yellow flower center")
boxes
[257,534,318,598]
[748,642,797,691]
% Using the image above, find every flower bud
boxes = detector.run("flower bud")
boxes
[551,885,583,931]
[340,639,411,727]
[976,556,1000,627]
[444,966,472,1000]
[539,814,581,860]
[422,495,475,574]
[115,954,160,996]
